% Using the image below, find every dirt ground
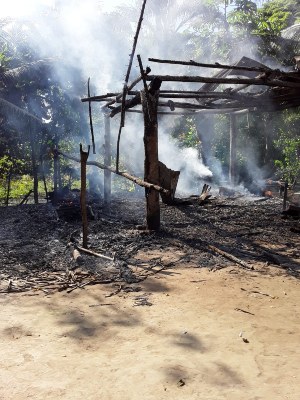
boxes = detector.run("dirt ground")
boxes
[1,195,300,399]
[1,262,300,400]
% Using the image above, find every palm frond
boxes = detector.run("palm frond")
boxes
[0,97,43,124]
[0,59,53,86]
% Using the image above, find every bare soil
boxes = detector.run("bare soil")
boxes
[0,195,299,399]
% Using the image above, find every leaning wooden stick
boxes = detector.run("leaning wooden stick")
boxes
[57,150,170,195]
[87,78,96,154]
[116,0,148,172]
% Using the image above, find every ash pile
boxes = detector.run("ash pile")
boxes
[0,190,299,295]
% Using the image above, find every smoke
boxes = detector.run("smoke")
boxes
[1,0,280,196]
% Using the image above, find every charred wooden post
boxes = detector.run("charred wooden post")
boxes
[141,87,161,230]
[80,144,90,248]
[104,113,112,205]
[229,113,237,186]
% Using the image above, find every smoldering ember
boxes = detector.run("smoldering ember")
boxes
[0,1,300,399]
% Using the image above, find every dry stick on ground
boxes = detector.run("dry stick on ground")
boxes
[87,77,96,154]
[80,144,90,248]
[116,0,148,172]
[58,150,170,195]
[208,244,254,270]
[75,245,115,261]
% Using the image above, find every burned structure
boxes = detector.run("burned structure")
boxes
[71,53,300,231]
[54,0,300,236]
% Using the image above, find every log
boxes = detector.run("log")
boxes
[57,150,170,195]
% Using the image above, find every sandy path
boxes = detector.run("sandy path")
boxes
[0,266,299,400]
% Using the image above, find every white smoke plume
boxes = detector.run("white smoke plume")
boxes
[1,0,276,194]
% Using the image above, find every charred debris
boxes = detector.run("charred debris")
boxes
[1,0,300,295]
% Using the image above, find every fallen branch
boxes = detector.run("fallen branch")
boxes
[76,244,115,261]
[208,244,254,270]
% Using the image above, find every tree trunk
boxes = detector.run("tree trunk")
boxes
[30,127,39,204]
[141,90,160,230]
[80,145,90,248]
[229,113,237,186]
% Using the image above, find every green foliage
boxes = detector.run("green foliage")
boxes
[228,0,299,61]
[0,174,32,203]
[172,117,200,148]
[274,109,300,183]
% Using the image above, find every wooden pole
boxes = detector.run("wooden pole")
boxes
[80,144,90,248]
[146,75,300,89]
[141,90,160,230]
[148,57,272,73]
[115,0,148,172]
[104,113,111,205]
[87,77,96,154]
[229,113,237,186]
